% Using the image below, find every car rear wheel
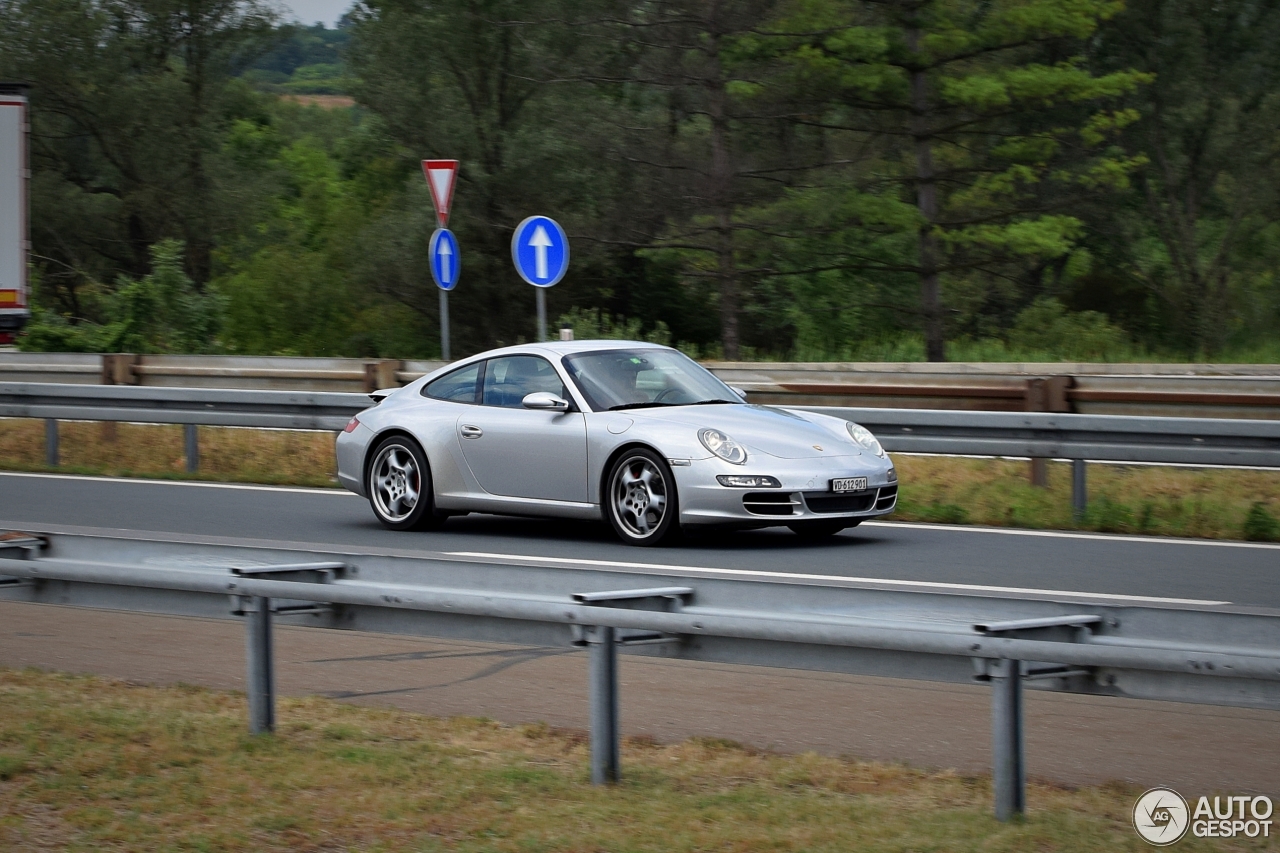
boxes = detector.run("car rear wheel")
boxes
[788,519,858,538]
[367,436,445,531]
[606,449,680,546]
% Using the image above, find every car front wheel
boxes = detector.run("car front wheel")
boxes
[605,449,680,546]
[367,435,445,531]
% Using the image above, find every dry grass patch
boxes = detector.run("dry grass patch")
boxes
[0,668,1255,852]
[0,418,337,488]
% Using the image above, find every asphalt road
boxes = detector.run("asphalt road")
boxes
[1,471,1277,607]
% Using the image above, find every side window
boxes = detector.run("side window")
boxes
[422,362,482,404]
[481,356,568,408]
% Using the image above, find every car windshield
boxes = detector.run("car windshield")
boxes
[562,348,740,411]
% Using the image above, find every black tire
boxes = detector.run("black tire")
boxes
[605,448,681,546]
[788,519,857,539]
[366,435,446,531]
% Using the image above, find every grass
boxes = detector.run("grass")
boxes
[0,417,1277,541]
[893,455,1280,541]
[0,419,339,489]
[0,667,1261,852]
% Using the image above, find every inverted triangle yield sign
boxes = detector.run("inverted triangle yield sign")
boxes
[422,160,459,226]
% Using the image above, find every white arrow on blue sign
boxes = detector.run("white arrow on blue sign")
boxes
[429,228,460,291]
[511,215,569,287]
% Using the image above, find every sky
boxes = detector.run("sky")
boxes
[277,0,354,27]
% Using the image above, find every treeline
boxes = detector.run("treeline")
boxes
[3,0,1279,362]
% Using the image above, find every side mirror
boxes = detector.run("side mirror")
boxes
[522,391,571,412]
[730,385,749,401]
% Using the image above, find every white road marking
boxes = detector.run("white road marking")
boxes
[0,471,354,496]
[861,520,1280,550]
[446,551,1231,606]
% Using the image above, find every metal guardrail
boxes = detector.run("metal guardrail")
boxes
[805,407,1280,468]
[2,352,1278,418]
[1,531,1277,820]
[0,382,359,430]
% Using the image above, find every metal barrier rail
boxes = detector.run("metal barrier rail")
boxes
[802,407,1280,467]
[2,352,1277,418]
[1,531,1278,820]
[0,382,359,473]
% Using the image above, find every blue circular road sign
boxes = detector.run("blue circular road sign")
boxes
[429,228,460,291]
[511,216,569,287]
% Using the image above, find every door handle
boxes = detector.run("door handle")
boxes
[460,425,483,439]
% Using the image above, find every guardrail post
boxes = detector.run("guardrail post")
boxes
[1072,459,1087,521]
[184,424,199,474]
[1024,380,1049,487]
[101,354,138,444]
[245,596,275,734]
[363,359,403,392]
[44,419,58,466]
[101,353,139,386]
[1024,377,1073,488]
[990,659,1025,821]
[587,625,620,784]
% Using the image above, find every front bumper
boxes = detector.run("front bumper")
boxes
[675,454,897,527]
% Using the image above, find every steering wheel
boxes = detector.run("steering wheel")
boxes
[653,387,688,404]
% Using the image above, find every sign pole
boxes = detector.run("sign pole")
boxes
[439,289,451,361]
[422,159,460,362]
[536,289,547,342]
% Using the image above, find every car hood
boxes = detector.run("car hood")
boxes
[630,404,861,459]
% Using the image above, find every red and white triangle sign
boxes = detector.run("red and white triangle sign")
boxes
[422,160,459,227]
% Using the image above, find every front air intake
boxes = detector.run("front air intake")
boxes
[742,493,800,516]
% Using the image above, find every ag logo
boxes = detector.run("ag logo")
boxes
[1134,787,1190,845]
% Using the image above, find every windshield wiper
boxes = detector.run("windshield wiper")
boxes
[608,398,738,411]
[608,401,676,411]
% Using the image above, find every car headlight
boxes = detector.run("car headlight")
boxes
[716,475,780,488]
[698,428,748,464]
[846,422,885,458]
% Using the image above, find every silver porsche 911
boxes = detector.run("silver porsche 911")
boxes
[336,340,897,545]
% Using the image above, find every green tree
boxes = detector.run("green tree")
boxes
[0,0,279,314]
[347,0,614,354]
[592,0,805,359]
[1085,0,1280,355]
[764,0,1148,360]
[212,101,431,356]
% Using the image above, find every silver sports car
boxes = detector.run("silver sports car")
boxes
[336,341,897,545]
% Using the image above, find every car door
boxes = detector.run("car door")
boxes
[456,355,589,503]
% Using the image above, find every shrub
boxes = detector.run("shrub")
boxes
[1007,297,1134,361]
[1085,495,1135,533]
[1243,502,1280,542]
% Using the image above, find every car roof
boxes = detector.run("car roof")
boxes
[467,340,672,359]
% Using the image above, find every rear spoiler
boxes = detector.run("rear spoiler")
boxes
[369,388,398,403]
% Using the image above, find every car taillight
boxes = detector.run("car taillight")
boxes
[343,417,360,433]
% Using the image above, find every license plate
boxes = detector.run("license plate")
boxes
[830,477,868,493]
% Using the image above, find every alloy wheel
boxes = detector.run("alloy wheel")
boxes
[611,455,669,539]
[371,443,420,523]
